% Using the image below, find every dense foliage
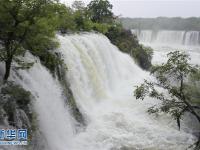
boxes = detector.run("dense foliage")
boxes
[131,45,153,70]
[120,17,200,31]
[87,0,114,23]
[106,24,153,70]
[0,0,153,82]
[0,0,62,81]
[0,82,32,128]
[134,51,200,149]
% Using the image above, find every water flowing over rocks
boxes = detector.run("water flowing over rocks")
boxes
[0,33,197,150]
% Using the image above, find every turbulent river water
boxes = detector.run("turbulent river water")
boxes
[10,33,197,150]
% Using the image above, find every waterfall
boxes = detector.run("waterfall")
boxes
[6,33,196,149]
[132,29,200,65]
[185,31,200,46]
[12,54,76,150]
[132,29,200,46]
[57,33,194,150]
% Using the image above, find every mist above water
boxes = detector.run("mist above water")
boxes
[11,33,196,150]
[132,29,200,65]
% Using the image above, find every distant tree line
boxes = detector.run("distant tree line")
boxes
[119,17,200,31]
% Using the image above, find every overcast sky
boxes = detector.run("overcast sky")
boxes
[61,0,200,18]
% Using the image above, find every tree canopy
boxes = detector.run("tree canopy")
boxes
[0,0,153,82]
[87,0,114,23]
[0,0,62,81]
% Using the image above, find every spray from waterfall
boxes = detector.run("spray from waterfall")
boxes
[12,53,76,150]
[132,29,200,46]
[132,30,200,65]
[56,33,195,150]
[8,33,196,150]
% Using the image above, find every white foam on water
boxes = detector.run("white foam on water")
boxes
[55,33,195,150]
[4,33,196,150]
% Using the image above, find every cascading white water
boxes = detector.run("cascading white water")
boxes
[185,31,200,46]
[132,29,200,65]
[132,29,200,46]
[12,54,76,150]
[6,33,196,150]
[155,30,186,45]
[132,30,153,43]
[52,33,194,150]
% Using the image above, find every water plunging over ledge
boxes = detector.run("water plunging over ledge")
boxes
[11,33,196,150]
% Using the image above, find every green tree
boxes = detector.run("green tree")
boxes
[0,0,59,81]
[87,0,114,23]
[187,70,200,104]
[71,0,93,31]
[134,51,200,149]
[131,45,153,70]
[54,3,76,33]
[106,25,153,70]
